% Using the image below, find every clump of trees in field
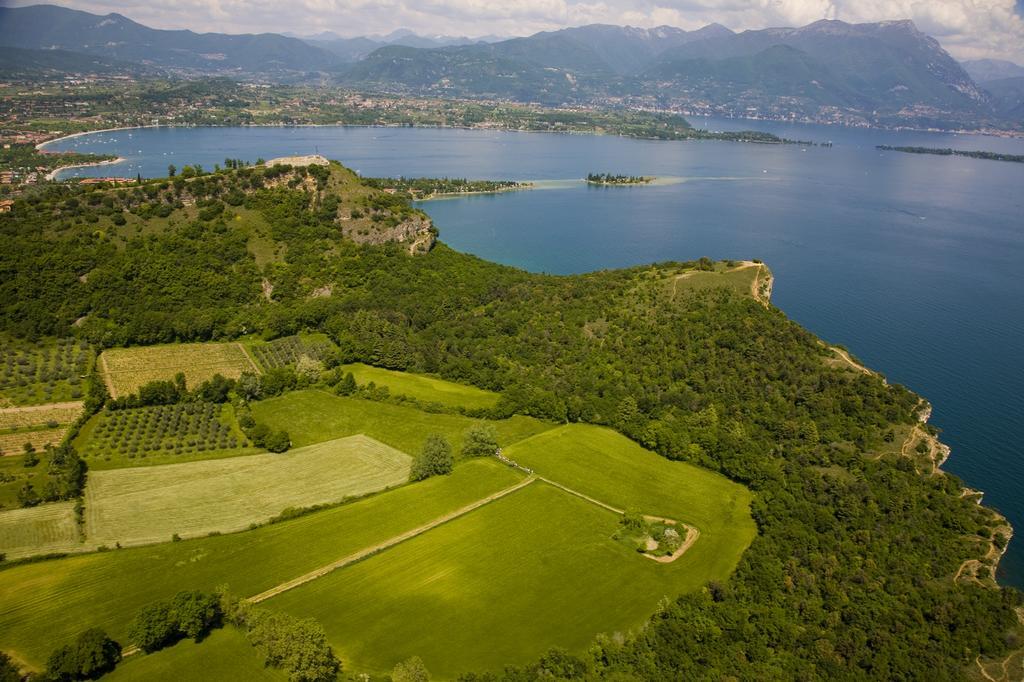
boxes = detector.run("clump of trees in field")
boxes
[45,628,121,681]
[127,590,221,653]
[461,424,498,458]
[410,434,453,480]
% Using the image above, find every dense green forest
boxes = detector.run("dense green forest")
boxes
[0,163,1019,679]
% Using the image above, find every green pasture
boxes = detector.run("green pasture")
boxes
[340,362,500,410]
[105,627,285,682]
[252,390,550,454]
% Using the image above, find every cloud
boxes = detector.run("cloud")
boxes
[8,0,1024,62]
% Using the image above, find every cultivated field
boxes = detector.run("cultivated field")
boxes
[247,333,337,371]
[105,627,285,681]
[0,401,84,457]
[668,261,762,299]
[0,460,522,668]
[268,481,677,677]
[0,336,93,406]
[252,389,550,454]
[0,501,80,560]
[0,427,68,457]
[341,362,500,410]
[73,402,256,469]
[99,342,258,398]
[84,435,412,547]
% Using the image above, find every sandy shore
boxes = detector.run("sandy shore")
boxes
[44,156,127,181]
[35,124,161,151]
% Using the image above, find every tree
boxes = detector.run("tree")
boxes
[23,445,39,467]
[46,627,121,680]
[295,355,323,384]
[335,371,357,396]
[128,601,176,653]
[0,652,20,682]
[410,434,453,481]
[170,590,220,640]
[167,164,176,178]
[237,371,263,401]
[265,430,291,453]
[461,423,498,458]
[248,612,341,682]
[392,656,431,682]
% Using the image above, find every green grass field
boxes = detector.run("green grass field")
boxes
[105,627,285,682]
[0,453,50,510]
[0,501,79,560]
[0,459,522,669]
[84,435,412,547]
[340,363,500,410]
[263,425,756,677]
[268,481,683,677]
[668,262,761,299]
[506,424,756,575]
[99,342,259,398]
[252,390,551,454]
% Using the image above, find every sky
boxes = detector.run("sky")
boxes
[6,0,1024,63]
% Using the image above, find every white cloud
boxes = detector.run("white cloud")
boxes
[8,0,1024,62]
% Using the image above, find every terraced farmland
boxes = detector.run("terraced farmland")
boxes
[0,501,80,559]
[84,435,412,546]
[341,362,500,410]
[99,343,258,398]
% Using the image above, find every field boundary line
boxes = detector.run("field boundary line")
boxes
[236,342,262,375]
[246,474,536,604]
[0,401,84,415]
[98,354,116,399]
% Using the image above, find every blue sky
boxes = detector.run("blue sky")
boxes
[6,0,1024,62]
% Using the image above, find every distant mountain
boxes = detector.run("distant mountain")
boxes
[0,45,152,77]
[644,20,986,122]
[0,4,341,75]
[343,20,993,127]
[297,29,502,63]
[982,77,1024,121]
[961,59,1024,83]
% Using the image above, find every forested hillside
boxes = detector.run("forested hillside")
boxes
[0,163,1019,679]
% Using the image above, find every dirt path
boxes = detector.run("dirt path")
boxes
[735,261,772,307]
[670,271,697,298]
[236,342,262,375]
[0,401,84,415]
[98,353,116,399]
[831,346,873,376]
[246,475,537,604]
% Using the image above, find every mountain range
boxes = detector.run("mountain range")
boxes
[0,4,1020,129]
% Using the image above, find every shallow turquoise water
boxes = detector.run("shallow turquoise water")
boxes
[47,122,1024,586]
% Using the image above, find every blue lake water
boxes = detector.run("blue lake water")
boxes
[46,122,1024,587]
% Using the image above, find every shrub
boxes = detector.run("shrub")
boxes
[461,423,498,458]
[410,434,453,481]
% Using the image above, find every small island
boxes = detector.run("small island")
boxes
[586,172,654,186]
[362,176,532,200]
[876,145,1024,164]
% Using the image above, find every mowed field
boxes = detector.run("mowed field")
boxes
[0,459,523,668]
[84,435,411,546]
[99,343,258,398]
[0,501,80,560]
[268,481,682,677]
[105,627,285,682]
[253,389,551,454]
[341,363,500,410]
[669,262,761,299]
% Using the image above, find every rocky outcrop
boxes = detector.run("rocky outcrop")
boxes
[340,214,436,255]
